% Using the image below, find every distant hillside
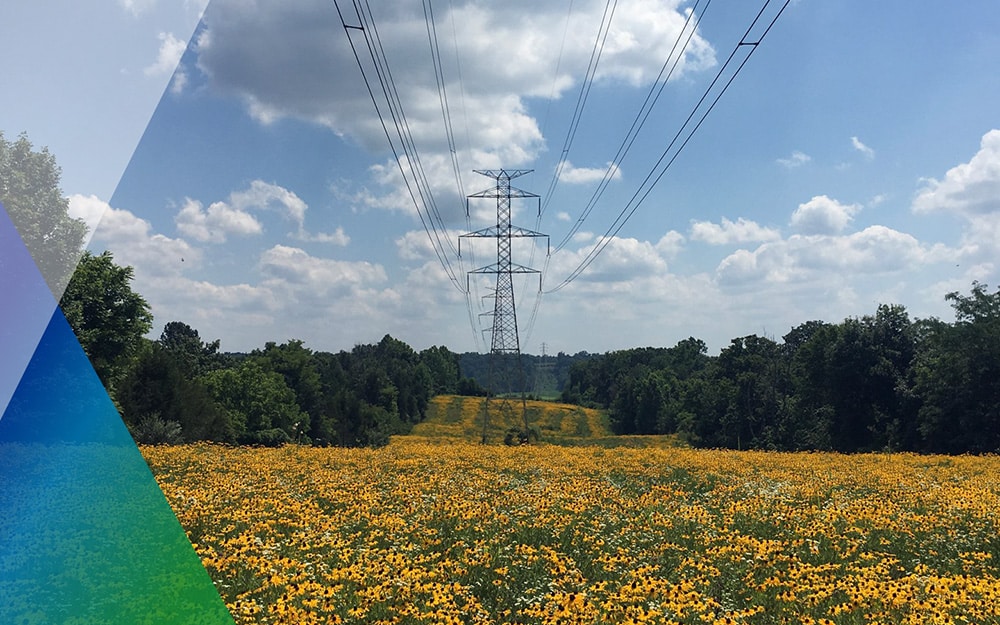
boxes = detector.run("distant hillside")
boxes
[457,351,598,399]
[408,395,684,448]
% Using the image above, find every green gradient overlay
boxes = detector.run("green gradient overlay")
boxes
[1,202,233,623]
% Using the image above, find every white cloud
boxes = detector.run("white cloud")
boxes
[547,235,671,284]
[169,71,188,95]
[913,129,1000,217]
[192,0,716,216]
[396,230,450,262]
[144,32,187,77]
[655,231,685,257]
[689,217,781,245]
[176,180,350,244]
[716,226,953,287]
[560,161,621,185]
[556,211,571,222]
[67,194,110,246]
[790,195,860,235]
[851,136,875,159]
[86,199,201,277]
[175,198,263,243]
[230,179,308,225]
[258,244,387,295]
[777,150,811,168]
[295,226,351,246]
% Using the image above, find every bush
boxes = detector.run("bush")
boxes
[130,414,184,445]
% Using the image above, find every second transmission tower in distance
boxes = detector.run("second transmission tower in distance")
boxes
[460,169,548,444]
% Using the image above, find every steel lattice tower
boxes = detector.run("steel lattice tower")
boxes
[461,169,548,443]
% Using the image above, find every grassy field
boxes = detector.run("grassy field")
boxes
[411,395,682,448]
[144,432,1000,624]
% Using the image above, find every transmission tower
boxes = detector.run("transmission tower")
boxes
[460,169,548,443]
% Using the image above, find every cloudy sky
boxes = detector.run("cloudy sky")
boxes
[3,1,1000,356]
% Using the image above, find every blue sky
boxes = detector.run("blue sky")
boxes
[3,0,1000,356]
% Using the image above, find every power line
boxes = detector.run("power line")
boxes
[539,0,619,217]
[546,0,791,293]
[552,0,712,253]
[422,0,485,351]
[335,0,466,293]
[526,0,711,343]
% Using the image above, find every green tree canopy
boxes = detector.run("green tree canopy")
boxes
[200,360,306,445]
[158,320,224,377]
[915,283,1000,453]
[0,131,87,297]
[59,250,153,390]
[117,341,233,443]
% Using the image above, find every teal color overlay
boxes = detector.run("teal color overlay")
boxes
[0,202,233,623]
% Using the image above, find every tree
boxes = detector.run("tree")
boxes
[915,283,1000,453]
[201,360,307,445]
[59,250,153,390]
[252,340,330,443]
[420,345,461,395]
[1,131,88,297]
[158,321,224,377]
[714,335,787,450]
[117,342,233,442]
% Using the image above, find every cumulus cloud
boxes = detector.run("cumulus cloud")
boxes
[145,32,187,75]
[716,226,953,287]
[396,229,462,262]
[560,161,622,184]
[789,195,860,235]
[175,180,350,244]
[175,198,263,243]
[230,180,307,225]
[259,244,386,293]
[851,136,875,159]
[655,231,685,257]
[777,150,811,168]
[295,226,350,246]
[192,0,716,214]
[84,197,201,277]
[913,129,1000,217]
[548,235,672,284]
[689,217,781,245]
[67,194,109,245]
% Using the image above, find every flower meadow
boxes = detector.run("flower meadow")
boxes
[143,439,1000,625]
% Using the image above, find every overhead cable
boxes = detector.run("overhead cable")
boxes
[546,0,791,293]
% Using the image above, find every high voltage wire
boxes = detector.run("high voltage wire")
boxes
[421,0,484,351]
[539,0,619,217]
[552,0,711,253]
[334,0,465,294]
[525,0,710,346]
[361,1,459,260]
[521,0,615,347]
[546,0,791,294]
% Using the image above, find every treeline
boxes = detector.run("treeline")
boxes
[55,248,487,449]
[115,324,480,447]
[561,283,1000,454]
[57,253,480,449]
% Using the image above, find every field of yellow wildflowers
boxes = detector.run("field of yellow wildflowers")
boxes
[143,433,1000,625]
